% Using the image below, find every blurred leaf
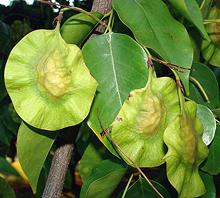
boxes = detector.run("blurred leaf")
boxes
[80,159,127,198]
[0,21,11,54]
[0,177,15,198]
[0,59,7,102]
[198,0,213,18]
[112,0,193,94]
[61,12,103,46]
[17,122,58,193]
[0,157,20,177]
[125,177,170,198]
[212,108,220,119]
[202,125,220,175]
[200,171,216,198]
[79,143,106,182]
[0,121,11,146]
[82,33,148,155]
[197,104,216,145]
[189,63,219,108]
[167,0,208,39]
[0,103,18,135]
[202,6,220,67]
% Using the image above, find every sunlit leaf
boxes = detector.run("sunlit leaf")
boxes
[112,0,193,94]
[82,33,148,156]
[197,104,216,145]
[17,122,58,193]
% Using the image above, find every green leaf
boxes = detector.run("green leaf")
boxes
[61,12,103,46]
[112,0,193,94]
[82,33,148,155]
[167,0,208,39]
[4,24,97,130]
[0,157,20,177]
[111,68,180,167]
[163,101,209,198]
[202,6,220,67]
[197,0,213,18]
[200,171,216,198]
[0,177,15,198]
[17,122,58,193]
[197,104,216,145]
[0,21,11,54]
[0,121,11,146]
[125,177,170,198]
[80,159,127,198]
[0,59,7,102]
[189,63,219,108]
[212,108,220,119]
[202,125,220,175]
[79,143,105,181]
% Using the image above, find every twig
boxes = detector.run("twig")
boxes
[97,114,164,198]
[122,174,133,198]
[37,0,107,28]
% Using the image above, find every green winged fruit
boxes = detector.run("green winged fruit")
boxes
[4,23,98,131]
[163,101,209,198]
[111,67,180,167]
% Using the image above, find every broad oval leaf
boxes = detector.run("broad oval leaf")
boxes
[112,0,193,94]
[197,104,216,145]
[111,68,180,167]
[17,122,58,193]
[189,63,219,108]
[202,125,220,175]
[163,101,209,198]
[167,0,208,39]
[80,159,127,198]
[125,177,170,198]
[82,33,148,155]
[202,6,220,67]
[4,24,97,130]
[61,12,103,46]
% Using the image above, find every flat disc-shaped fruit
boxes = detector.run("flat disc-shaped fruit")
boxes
[111,68,180,167]
[163,101,209,198]
[4,24,97,130]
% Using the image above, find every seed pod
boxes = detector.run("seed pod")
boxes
[111,67,180,167]
[163,101,209,198]
[4,23,98,130]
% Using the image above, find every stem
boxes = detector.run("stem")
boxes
[37,0,107,28]
[122,174,133,198]
[104,10,113,33]
[189,76,210,103]
[102,130,164,198]
[204,19,220,24]
[42,143,74,198]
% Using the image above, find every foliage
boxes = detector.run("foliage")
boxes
[0,0,220,197]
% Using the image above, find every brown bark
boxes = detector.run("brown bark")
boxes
[42,1,112,198]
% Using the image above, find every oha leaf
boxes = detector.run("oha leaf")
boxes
[4,23,97,130]
[82,33,148,156]
[61,12,103,46]
[112,0,193,94]
[163,101,209,198]
[167,0,208,39]
[111,68,180,167]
